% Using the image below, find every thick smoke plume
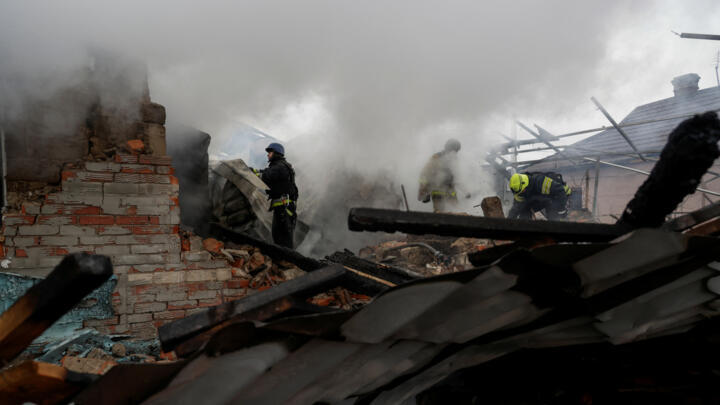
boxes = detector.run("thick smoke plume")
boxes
[2,1,720,254]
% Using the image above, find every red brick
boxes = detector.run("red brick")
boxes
[170,196,179,206]
[78,215,115,225]
[169,176,179,185]
[225,279,250,289]
[46,247,69,256]
[115,154,139,164]
[167,300,197,310]
[61,170,77,181]
[116,216,151,225]
[120,166,154,174]
[159,351,177,361]
[72,206,102,215]
[15,248,27,257]
[127,206,138,215]
[149,217,160,225]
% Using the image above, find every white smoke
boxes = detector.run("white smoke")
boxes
[2,0,720,253]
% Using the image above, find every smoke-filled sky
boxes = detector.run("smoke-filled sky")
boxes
[2,0,720,213]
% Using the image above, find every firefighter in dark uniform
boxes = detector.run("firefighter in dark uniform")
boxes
[507,172,571,220]
[253,143,298,248]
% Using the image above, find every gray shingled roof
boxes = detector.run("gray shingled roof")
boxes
[566,86,720,157]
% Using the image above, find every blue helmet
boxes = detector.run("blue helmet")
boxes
[265,142,285,155]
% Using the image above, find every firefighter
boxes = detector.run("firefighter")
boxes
[507,172,571,220]
[418,138,461,213]
[251,143,298,248]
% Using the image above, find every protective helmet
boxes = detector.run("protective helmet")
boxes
[444,138,461,152]
[509,173,529,193]
[265,142,285,155]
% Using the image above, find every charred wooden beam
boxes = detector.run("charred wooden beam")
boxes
[158,264,347,351]
[664,200,720,232]
[71,361,188,405]
[0,360,94,405]
[0,253,113,364]
[348,208,630,242]
[678,32,720,41]
[209,222,392,295]
[209,223,324,271]
[618,112,720,228]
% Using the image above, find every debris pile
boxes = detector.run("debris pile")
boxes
[358,235,489,276]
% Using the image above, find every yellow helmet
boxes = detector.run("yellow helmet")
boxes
[509,173,529,193]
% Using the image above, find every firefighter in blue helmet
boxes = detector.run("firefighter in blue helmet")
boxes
[507,172,571,220]
[251,143,298,248]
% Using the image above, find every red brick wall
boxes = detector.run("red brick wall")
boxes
[0,155,252,339]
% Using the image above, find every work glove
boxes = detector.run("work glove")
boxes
[250,167,261,178]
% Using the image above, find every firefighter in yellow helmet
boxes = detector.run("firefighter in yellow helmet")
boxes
[507,172,571,220]
[418,138,461,212]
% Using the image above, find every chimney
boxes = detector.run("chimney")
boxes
[671,73,700,98]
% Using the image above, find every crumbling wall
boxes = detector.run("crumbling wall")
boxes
[3,54,167,186]
[0,155,256,339]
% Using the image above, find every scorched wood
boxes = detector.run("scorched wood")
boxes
[0,253,113,364]
[348,208,629,242]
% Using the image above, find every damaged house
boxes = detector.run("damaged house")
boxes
[503,73,720,221]
[3,55,720,404]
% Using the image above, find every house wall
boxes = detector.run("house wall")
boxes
[0,155,254,339]
[550,160,720,223]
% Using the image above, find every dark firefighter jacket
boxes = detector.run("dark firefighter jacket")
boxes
[260,156,298,201]
[508,173,568,219]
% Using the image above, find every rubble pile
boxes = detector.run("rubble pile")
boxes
[358,235,490,276]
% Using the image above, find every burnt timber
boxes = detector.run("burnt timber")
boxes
[348,207,630,242]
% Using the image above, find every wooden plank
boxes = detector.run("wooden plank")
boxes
[664,201,720,232]
[72,361,188,405]
[0,360,90,405]
[684,216,720,236]
[158,264,348,351]
[348,208,630,242]
[0,253,113,363]
[326,250,420,285]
